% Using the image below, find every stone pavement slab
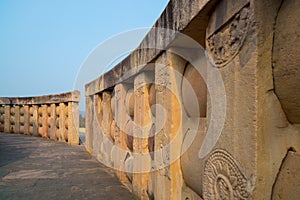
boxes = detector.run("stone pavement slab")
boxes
[0,133,135,200]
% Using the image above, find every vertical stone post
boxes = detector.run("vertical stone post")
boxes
[0,106,4,132]
[114,84,131,184]
[59,103,66,142]
[42,105,48,138]
[132,72,152,200]
[85,95,94,153]
[68,102,79,145]
[100,91,113,164]
[93,94,102,159]
[102,92,112,141]
[49,104,56,140]
[4,105,11,133]
[29,106,33,135]
[14,105,20,134]
[55,105,60,140]
[10,106,15,133]
[154,52,185,200]
[23,105,29,134]
[19,106,24,134]
[32,105,39,136]
[38,106,43,136]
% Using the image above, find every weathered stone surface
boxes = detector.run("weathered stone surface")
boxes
[92,94,103,159]
[154,52,185,200]
[272,151,300,200]
[181,63,207,117]
[0,91,79,105]
[182,184,203,200]
[85,95,94,153]
[32,105,39,137]
[84,0,300,199]
[23,105,29,135]
[0,107,4,132]
[124,120,134,151]
[84,0,216,96]
[253,0,300,199]
[59,103,67,142]
[125,89,134,118]
[203,149,250,199]
[132,72,152,200]
[206,2,250,67]
[181,119,206,196]
[148,84,156,117]
[68,102,79,145]
[111,92,116,119]
[0,91,80,145]
[101,91,113,142]
[111,84,132,187]
[273,0,300,124]
[42,105,48,138]
[4,105,10,133]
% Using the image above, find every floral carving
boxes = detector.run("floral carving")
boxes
[203,149,250,200]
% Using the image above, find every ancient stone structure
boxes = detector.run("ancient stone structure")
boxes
[0,91,80,145]
[85,0,300,199]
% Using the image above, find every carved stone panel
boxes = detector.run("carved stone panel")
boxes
[272,151,300,200]
[206,5,250,68]
[273,0,300,124]
[203,149,250,200]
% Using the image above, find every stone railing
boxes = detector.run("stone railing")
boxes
[85,0,300,199]
[0,91,80,145]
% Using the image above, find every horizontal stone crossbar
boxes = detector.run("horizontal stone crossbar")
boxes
[0,90,80,105]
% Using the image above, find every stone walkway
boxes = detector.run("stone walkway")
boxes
[0,133,135,200]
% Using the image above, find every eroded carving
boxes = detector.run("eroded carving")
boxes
[206,6,250,68]
[156,67,171,91]
[203,149,250,200]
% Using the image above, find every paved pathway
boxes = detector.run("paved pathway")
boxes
[0,133,135,200]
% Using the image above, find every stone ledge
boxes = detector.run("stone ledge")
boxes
[0,90,80,105]
[85,0,217,96]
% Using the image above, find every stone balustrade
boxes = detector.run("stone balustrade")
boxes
[0,91,80,145]
[85,0,300,199]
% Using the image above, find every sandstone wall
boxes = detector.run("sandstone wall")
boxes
[85,0,300,199]
[0,91,80,145]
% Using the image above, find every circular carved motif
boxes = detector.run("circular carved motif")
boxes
[206,6,250,68]
[203,149,250,200]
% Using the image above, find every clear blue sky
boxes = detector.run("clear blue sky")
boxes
[0,0,169,109]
